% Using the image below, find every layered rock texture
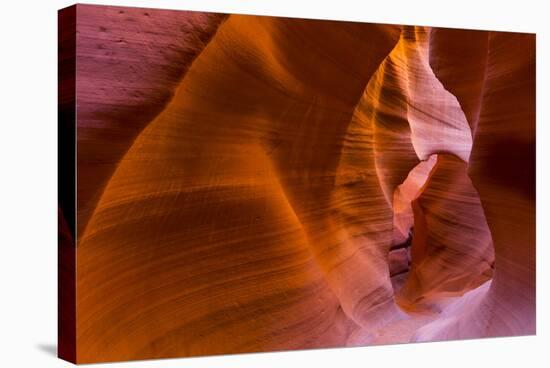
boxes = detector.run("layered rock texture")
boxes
[58,4,536,364]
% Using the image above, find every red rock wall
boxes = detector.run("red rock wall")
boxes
[58,4,536,364]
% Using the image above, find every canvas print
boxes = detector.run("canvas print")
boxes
[58,4,536,364]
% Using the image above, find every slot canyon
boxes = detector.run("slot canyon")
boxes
[58,4,535,363]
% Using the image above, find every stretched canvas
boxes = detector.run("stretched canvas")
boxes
[58,3,536,364]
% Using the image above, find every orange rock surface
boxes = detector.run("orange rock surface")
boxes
[58,4,536,364]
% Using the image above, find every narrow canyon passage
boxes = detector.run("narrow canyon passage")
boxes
[67,5,535,363]
[389,154,495,310]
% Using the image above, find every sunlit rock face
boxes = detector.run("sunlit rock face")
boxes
[58,4,536,364]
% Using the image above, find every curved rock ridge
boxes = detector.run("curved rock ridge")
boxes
[415,30,536,341]
[75,5,227,239]
[68,5,536,363]
[428,28,489,134]
[399,154,494,310]
[353,26,474,209]
[392,155,437,246]
[392,27,473,163]
[77,13,402,362]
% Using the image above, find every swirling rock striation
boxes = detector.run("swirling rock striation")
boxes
[58,4,536,364]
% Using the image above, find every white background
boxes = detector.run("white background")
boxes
[0,0,548,366]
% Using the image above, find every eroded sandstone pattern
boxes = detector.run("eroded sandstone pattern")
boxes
[61,4,535,363]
